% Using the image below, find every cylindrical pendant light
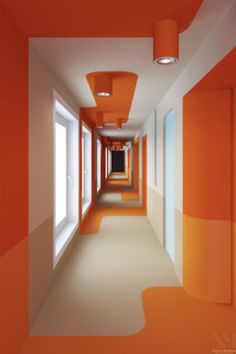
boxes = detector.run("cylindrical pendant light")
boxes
[153,19,179,64]
[96,111,104,128]
[115,118,122,129]
[102,137,109,145]
[94,74,112,97]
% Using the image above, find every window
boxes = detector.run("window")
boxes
[82,134,85,201]
[108,148,112,176]
[55,120,67,227]
[105,147,108,179]
[82,124,92,216]
[54,92,79,267]
[97,139,101,191]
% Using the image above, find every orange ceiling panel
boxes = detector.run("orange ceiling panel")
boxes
[0,0,203,37]
[82,72,138,126]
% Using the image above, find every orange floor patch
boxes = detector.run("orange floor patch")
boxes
[20,287,236,354]
[121,191,139,201]
[106,179,131,186]
[80,205,146,235]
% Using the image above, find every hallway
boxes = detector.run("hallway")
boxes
[1,1,236,353]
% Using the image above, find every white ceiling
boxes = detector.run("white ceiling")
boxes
[30,0,230,138]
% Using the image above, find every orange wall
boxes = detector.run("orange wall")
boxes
[183,89,232,303]
[233,87,236,308]
[0,4,28,353]
[142,135,147,210]
[101,142,105,189]
[133,139,139,192]
[0,4,28,256]
[183,90,231,220]
[233,87,236,223]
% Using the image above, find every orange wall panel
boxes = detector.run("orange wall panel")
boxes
[233,87,236,308]
[183,89,231,220]
[0,4,28,353]
[183,88,232,304]
[0,4,28,256]
[142,135,147,210]
[133,139,139,192]
[233,87,236,223]
[183,215,231,303]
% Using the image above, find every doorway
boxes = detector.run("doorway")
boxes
[112,150,125,172]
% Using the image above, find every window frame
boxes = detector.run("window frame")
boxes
[53,91,79,267]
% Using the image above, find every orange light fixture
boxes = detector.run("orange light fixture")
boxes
[115,118,122,129]
[96,111,104,128]
[94,74,112,97]
[153,19,179,65]
[102,137,109,145]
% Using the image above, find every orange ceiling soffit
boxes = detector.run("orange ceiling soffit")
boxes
[0,0,204,37]
[82,71,138,126]
[153,19,179,64]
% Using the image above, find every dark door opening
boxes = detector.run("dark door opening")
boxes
[112,151,125,172]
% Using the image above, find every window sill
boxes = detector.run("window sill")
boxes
[54,222,78,267]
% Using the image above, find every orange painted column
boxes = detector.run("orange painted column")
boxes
[133,138,139,192]
[0,4,29,354]
[101,142,105,189]
[233,87,236,309]
[183,89,232,303]
[142,135,147,210]
[127,149,131,182]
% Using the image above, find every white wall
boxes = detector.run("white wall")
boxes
[29,44,80,326]
[137,0,236,281]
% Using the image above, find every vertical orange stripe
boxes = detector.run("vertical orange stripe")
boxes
[142,135,147,210]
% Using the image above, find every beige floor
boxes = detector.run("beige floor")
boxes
[97,192,140,207]
[30,216,180,336]
[108,173,128,179]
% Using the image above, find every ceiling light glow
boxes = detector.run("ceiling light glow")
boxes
[96,91,111,97]
[154,56,178,65]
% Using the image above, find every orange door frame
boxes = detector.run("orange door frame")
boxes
[142,135,147,210]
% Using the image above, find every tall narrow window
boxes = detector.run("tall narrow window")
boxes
[54,92,79,266]
[105,146,108,179]
[108,149,112,176]
[97,139,101,192]
[55,120,67,227]
[82,134,85,201]
[82,124,92,216]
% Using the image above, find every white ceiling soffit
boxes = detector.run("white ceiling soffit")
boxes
[30,0,231,138]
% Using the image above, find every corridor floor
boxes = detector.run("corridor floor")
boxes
[30,213,179,335]
[97,190,140,207]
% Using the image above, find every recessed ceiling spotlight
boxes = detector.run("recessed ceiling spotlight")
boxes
[154,56,178,65]
[96,91,111,97]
